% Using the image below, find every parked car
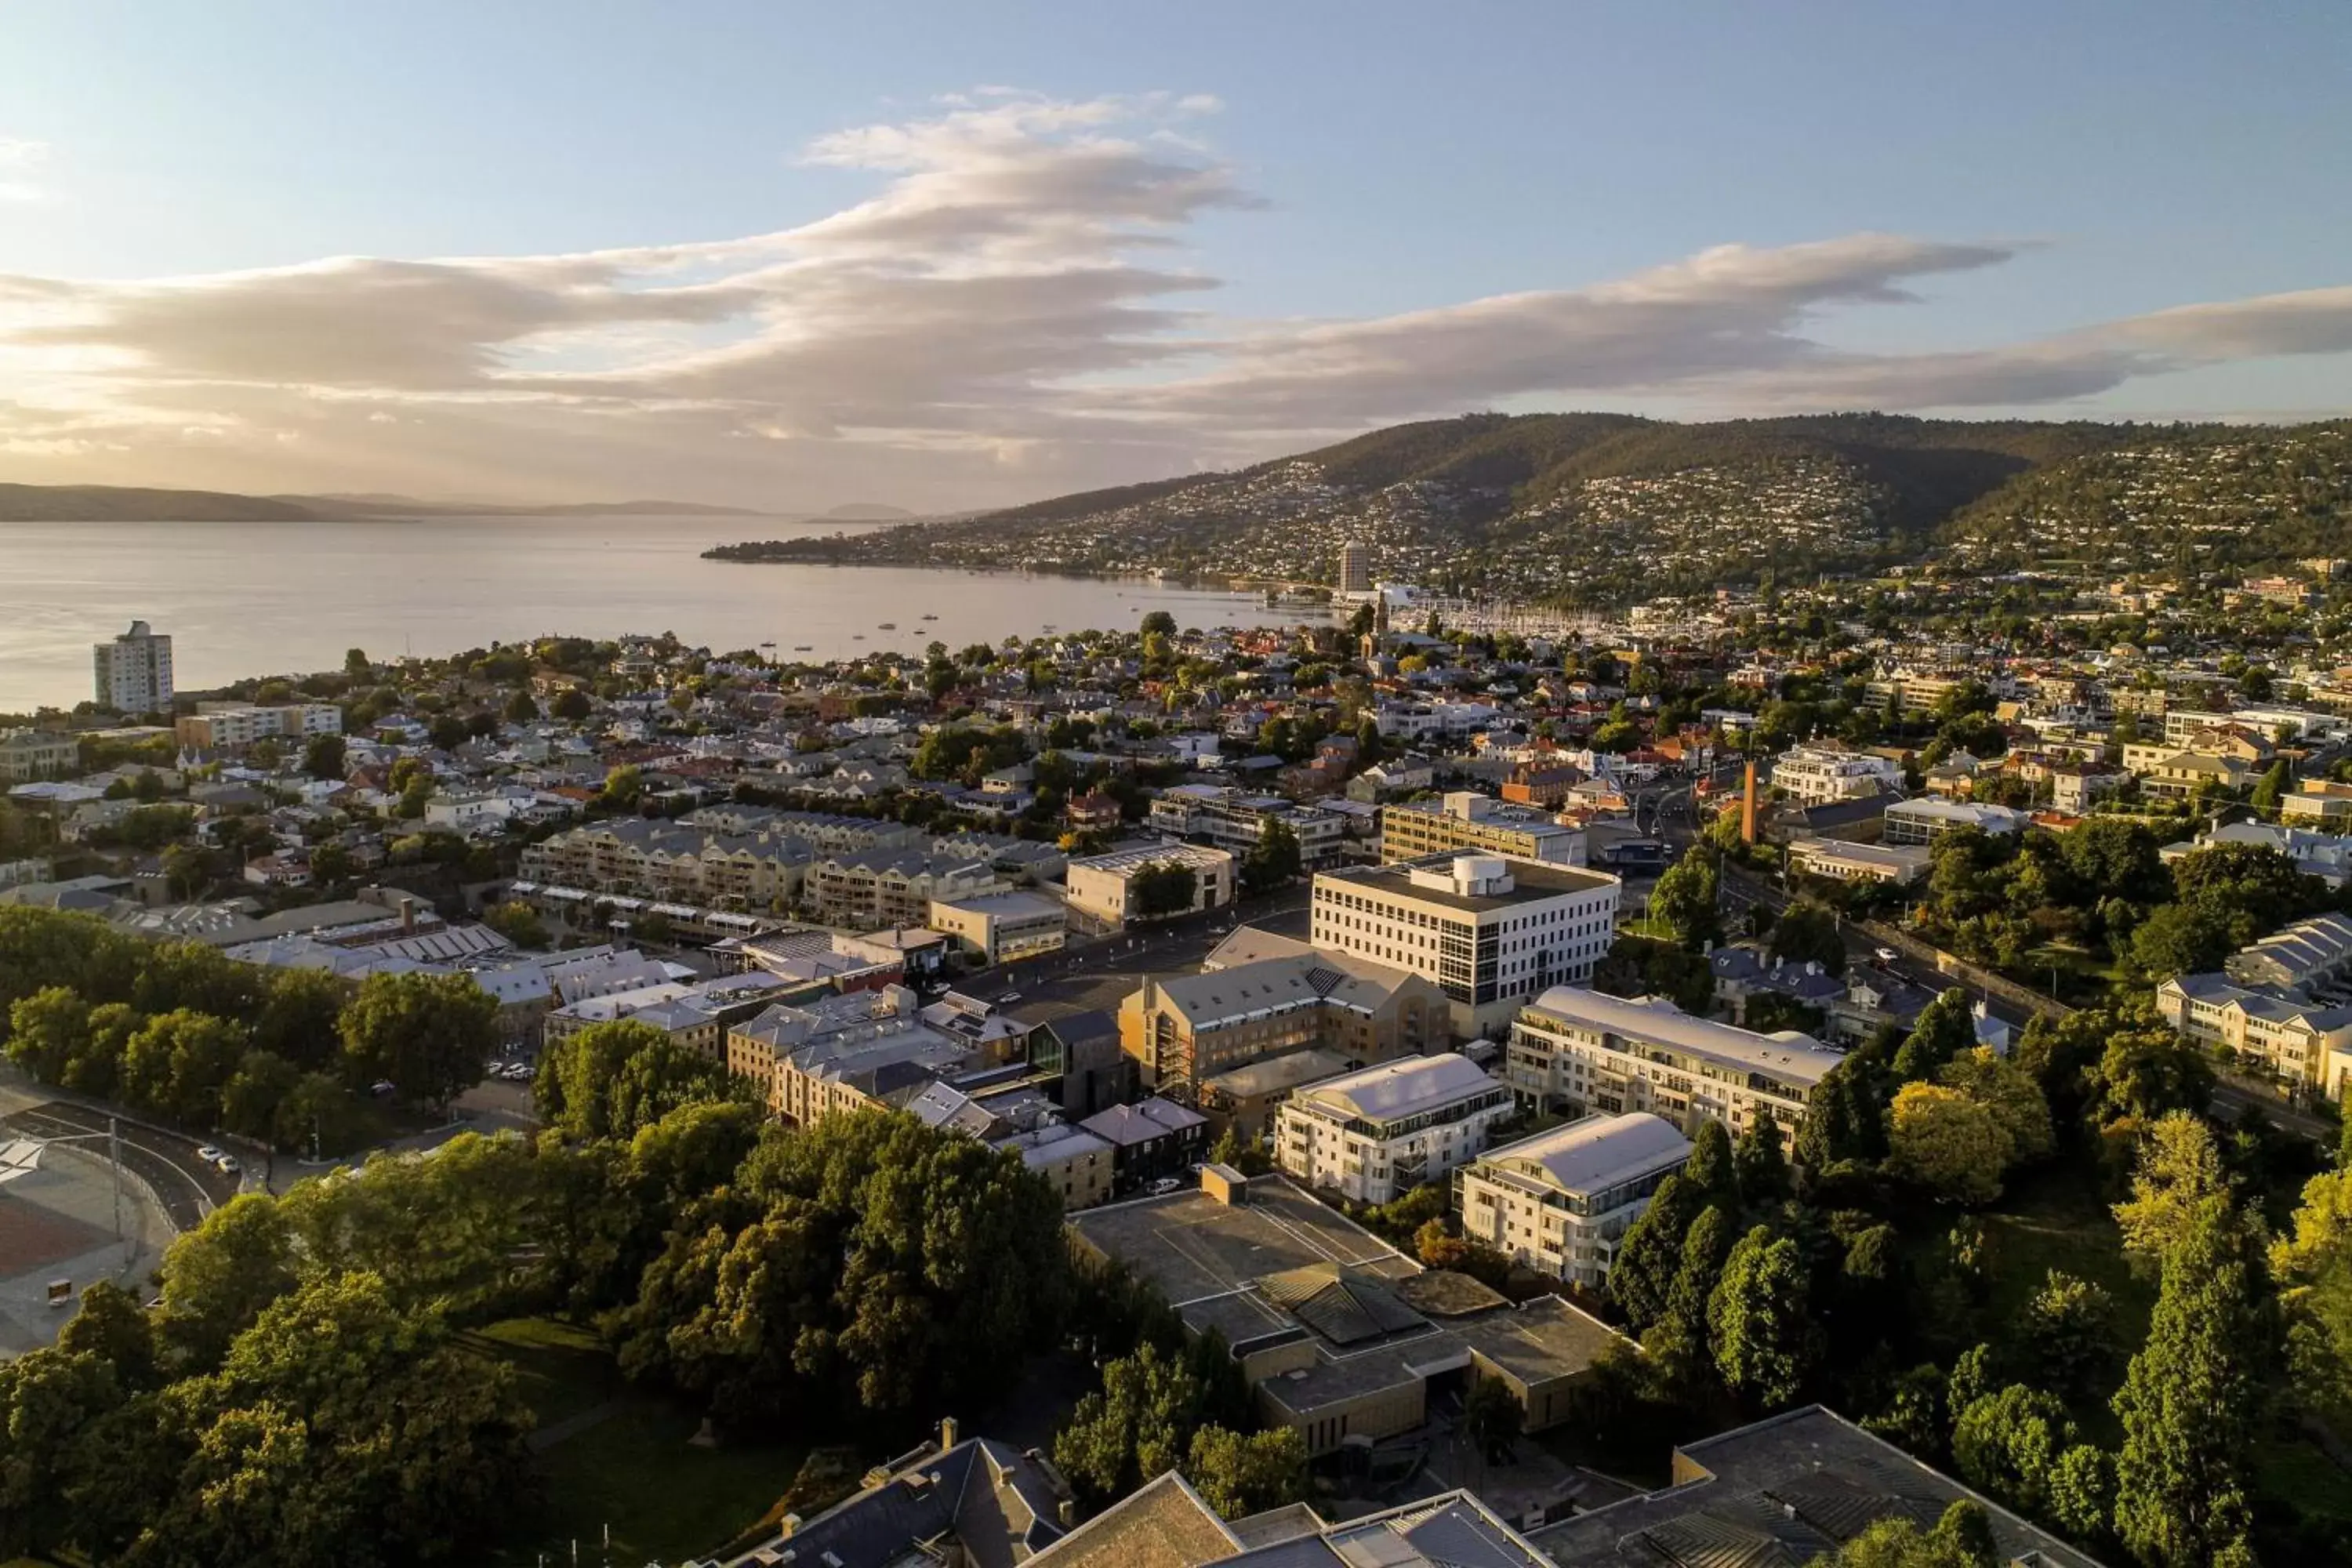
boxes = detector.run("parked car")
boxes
[997,990,1022,1004]
[1148,1176,1182,1196]
[195,1145,225,1163]
[216,1156,241,1176]
[1873,946,1900,964]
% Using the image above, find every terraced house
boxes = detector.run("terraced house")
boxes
[1504,986,1842,1137]
[517,818,812,909]
[804,845,1006,928]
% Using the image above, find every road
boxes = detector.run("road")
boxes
[0,1098,238,1231]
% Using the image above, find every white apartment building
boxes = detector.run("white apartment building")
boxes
[1311,854,1623,1039]
[94,620,173,713]
[1767,745,1900,806]
[1455,1112,1693,1288]
[1273,1051,1515,1203]
[1063,841,1236,925]
[1505,986,1844,1137]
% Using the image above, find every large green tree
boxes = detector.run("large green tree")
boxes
[618,1109,1072,1425]
[1053,1341,1206,1507]
[1708,1224,1815,1410]
[2111,1200,2268,1568]
[537,1018,743,1142]
[1185,1424,1308,1518]
[1608,1172,1702,1331]
[1649,850,1721,949]
[337,970,496,1106]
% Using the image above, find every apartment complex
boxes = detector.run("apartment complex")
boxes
[1338,539,1374,596]
[807,845,1005,928]
[174,702,343,751]
[1311,854,1622,1038]
[1504,986,1842,1136]
[1767,745,1900,806]
[93,620,173,713]
[1062,841,1236,925]
[1455,1112,1691,1288]
[0,731,79,784]
[2226,910,2352,992]
[1377,791,1587,866]
[1273,1052,1515,1203]
[1145,784,1346,869]
[2155,971,2352,1096]
[1117,949,1446,1100]
[519,818,814,909]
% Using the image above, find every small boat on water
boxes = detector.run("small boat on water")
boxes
[920,612,938,620]
[877,622,897,630]
[793,644,812,651]
[852,633,866,641]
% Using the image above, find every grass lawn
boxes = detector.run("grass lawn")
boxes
[1973,1164,2155,1445]
[468,1316,810,1566]
[527,1401,807,1565]
[1979,1167,2154,1349]
[2253,1433,2352,1524]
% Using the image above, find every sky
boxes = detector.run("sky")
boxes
[1,1,2347,512]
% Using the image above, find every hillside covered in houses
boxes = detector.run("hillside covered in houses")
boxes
[708,413,2352,605]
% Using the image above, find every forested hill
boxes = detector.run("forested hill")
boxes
[0,484,772,522]
[706,411,2352,601]
[0,483,322,522]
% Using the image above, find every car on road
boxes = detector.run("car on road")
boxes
[996,990,1022,1004]
[1873,947,1899,964]
[196,1145,225,1163]
[216,1156,241,1176]
[1148,1176,1183,1196]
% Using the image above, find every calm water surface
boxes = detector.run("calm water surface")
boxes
[0,517,1327,711]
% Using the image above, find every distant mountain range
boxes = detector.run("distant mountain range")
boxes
[706,412,2352,601]
[0,484,909,524]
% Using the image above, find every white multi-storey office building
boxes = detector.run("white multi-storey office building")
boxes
[1455,1112,1693,1288]
[1311,854,1621,1039]
[1273,1051,1515,1203]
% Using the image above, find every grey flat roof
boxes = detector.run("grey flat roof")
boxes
[1316,855,1617,914]
[1528,1405,2106,1568]
[1069,1178,1414,1305]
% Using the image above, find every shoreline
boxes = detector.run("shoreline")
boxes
[699,547,1338,601]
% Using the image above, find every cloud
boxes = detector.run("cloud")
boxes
[0,136,49,203]
[0,95,2347,509]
